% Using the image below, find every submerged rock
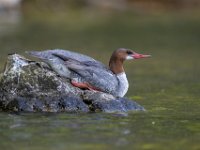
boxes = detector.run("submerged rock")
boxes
[0,54,145,113]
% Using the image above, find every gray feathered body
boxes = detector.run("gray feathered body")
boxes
[27,49,129,97]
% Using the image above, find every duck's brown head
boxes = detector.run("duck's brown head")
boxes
[109,48,151,74]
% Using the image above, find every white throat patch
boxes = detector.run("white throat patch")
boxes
[126,55,134,60]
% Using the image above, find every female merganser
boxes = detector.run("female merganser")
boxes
[27,48,150,97]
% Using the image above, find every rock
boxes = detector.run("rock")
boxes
[83,91,145,112]
[0,54,145,113]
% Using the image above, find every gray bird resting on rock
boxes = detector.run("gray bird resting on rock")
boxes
[26,48,151,97]
[0,53,146,112]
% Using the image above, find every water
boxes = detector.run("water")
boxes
[0,111,199,150]
[0,9,200,150]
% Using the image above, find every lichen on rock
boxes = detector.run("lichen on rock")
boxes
[0,54,145,113]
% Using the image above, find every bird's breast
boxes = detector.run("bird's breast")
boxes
[116,72,129,97]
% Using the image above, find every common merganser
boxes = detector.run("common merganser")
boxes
[26,48,151,97]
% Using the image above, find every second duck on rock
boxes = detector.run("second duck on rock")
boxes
[27,48,151,97]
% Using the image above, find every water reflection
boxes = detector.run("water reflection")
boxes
[0,107,199,149]
[9,113,24,129]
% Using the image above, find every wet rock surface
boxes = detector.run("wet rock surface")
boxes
[0,54,145,113]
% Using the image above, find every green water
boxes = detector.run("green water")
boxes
[0,10,200,150]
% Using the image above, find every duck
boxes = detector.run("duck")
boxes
[26,48,151,97]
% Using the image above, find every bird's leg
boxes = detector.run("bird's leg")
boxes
[86,83,101,92]
[71,80,101,92]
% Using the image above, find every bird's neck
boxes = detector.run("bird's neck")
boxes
[109,58,125,74]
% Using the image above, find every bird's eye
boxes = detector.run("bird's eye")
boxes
[127,51,133,55]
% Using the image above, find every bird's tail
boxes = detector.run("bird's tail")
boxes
[26,50,40,56]
[25,51,46,60]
